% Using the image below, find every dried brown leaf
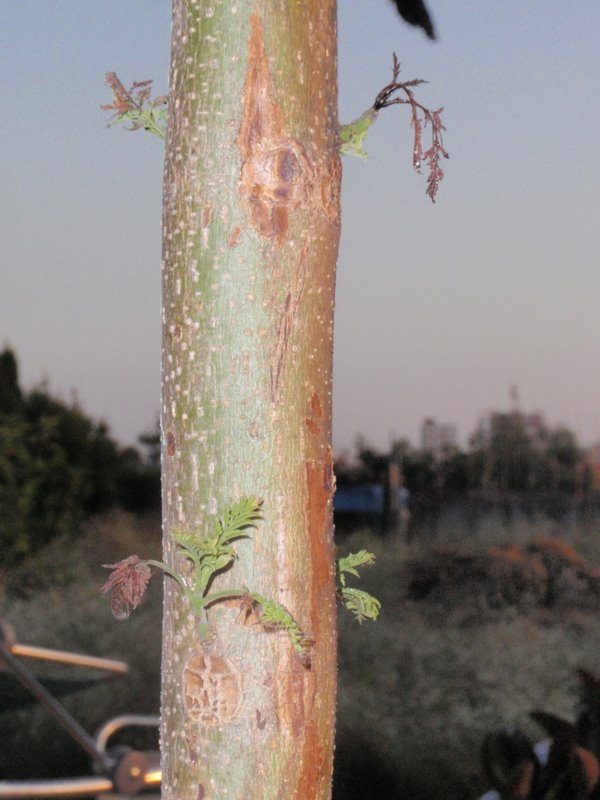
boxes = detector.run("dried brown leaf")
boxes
[102,555,152,620]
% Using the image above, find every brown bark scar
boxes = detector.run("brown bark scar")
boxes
[305,390,323,435]
[320,156,342,219]
[184,725,201,766]
[270,291,293,404]
[237,14,314,244]
[294,721,325,798]
[270,247,307,404]
[166,431,177,457]
[228,224,243,248]
[201,204,212,248]
[305,456,334,594]
[304,448,335,643]
[275,655,316,741]
[310,391,323,419]
[255,708,267,730]
[305,417,320,435]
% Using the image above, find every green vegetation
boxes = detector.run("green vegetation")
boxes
[0,348,159,568]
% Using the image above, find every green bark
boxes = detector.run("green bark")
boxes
[160,1,340,798]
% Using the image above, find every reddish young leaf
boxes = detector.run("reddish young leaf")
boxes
[101,73,164,132]
[101,72,133,116]
[102,555,152,620]
[372,54,449,202]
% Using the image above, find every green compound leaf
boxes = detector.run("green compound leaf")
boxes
[337,549,377,586]
[171,530,205,558]
[253,594,310,655]
[340,587,381,624]
[336,549,381,623]
[172,497,262,574]
[219,497,263,543]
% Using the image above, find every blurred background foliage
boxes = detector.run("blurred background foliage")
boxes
[0,348,160,568]
[3,519,600,797]
[3,348,600,797]
[0,512,162,780]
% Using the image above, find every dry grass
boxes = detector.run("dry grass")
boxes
[334,526,600,799]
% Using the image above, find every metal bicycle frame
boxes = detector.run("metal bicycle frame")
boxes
[0,621,161,798]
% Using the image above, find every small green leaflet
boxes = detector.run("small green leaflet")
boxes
[338,109,379,160]
[337,549,377,583]
[340,587,381,624]
[336,549,381,623]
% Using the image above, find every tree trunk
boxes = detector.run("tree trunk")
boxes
[160,1,340,798]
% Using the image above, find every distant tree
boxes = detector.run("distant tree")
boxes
[403,447,439,494]
[439,450,470,493]
[543,427,583,494]
[138,419,161,467]
[353,437,392,484]
[0,348,23,414]
[348,437,441,496]
[341,413,589,503]
[469,412,543,493]
[0,410,92,564]
[467,412,588,496]
[116,440,161,514]
[0,351,159,566]
[0,417,36,562]
[23,389,122,511]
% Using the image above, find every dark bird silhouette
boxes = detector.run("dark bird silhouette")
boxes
[391,0,436,39]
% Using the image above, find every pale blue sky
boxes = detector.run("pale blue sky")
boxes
[2,1,600,454]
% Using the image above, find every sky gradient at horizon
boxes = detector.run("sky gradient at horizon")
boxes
[2,1,599,455]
